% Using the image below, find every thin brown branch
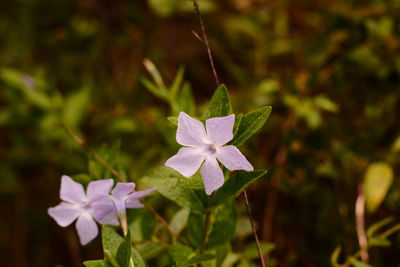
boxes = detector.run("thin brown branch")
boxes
[244,190,266,267]
[199,211,211,254]
[143,200,177,237]
[355,184,368,263]
[192,0,220,86]
[61,124,177,238]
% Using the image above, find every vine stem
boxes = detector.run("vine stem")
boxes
[191,1,265,265]
[60,124,176,238]
[192,0,220,86]
[355,184,368,263]
[244,190,266,267]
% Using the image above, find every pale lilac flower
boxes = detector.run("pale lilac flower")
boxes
[165,112,253,195]
[91,182,155,234]
[48,175,113,245]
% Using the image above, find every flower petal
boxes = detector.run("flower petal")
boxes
[129,187,156,199]
[91,195,119,226]
[48,202,80,227]
[217,145,254,171]
[205,114,235,146]
[75,212,99,245]
[87,179,114,201]
[60,175,86,204]
[112,182,135,198]
[200,157,225,195]
[165,147,205,177]
[125,199,144,209]
[176,112,209,147]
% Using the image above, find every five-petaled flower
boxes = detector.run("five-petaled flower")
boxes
[91,182,155,234]
[48,175,113,245]
[165,112,253,195]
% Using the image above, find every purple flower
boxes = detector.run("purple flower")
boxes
[165,112,253,195]
[91,182,155,234]
[48,175,113,245]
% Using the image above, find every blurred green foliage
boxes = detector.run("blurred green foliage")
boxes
[1,0,400,266]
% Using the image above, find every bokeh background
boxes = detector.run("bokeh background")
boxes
[1,0,400,266]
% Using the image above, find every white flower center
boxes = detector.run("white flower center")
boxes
[203,144,218,157]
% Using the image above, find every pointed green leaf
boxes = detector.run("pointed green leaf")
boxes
[83,260,113,267]
[168,244,193,266]
[170,208,190,235]
[62,87,90,128]
[202,84,232,119]
[363,162,393,213]
[131,248,146,267]
[206,200,237,250]
[116,231,132,267]
[102,226,124,267]
[211,170,267,207]
[136,242,165,260]
[369,237,391,247]
[231,106,272,147]
[141,166,205,213]
[367,217,393,237]
[169,65,185,100]
[349,257,373,267]
[183,254,215,267]
[177,82,196,115]
[167,116,178,126]
[330,246,342,267]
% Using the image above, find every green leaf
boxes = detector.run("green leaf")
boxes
[202,84,232,119]
[83,260,113,267]
[141,166,205,213]
[363,162,394,213]
[243,242,274,260]
[177,173,204,189]
[366,217,393,237]
[116,231,132,267]
[131,248,146,267]
[141,76,168,100]
[102,226,124,267]
[88,141,123,180]
[177,82,196,115]
[168,244,193,266]
[168,244,215,267]
[206,200,237,250]
[330,246,342,267]
[231,106,272,147]
[167,116,178,126]
[369,237,391,247]
[169,65,185,100]
[136,242,165,260]
[62,87,90,128]
[349,257,373,267]
[170,208,190,235]
[211,170,267,207]
[187,212,204,248]
[183,254,215,267]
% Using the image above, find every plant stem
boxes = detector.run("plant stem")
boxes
[244,190,266,267]
[199,211,211,254]
[355,184,368,263]
[192,0,220,86]
[61,124,176,238]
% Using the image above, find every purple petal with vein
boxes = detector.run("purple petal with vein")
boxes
[112,182,135,198]
[165,147,205,177]
[48,202,80,227]
[60,175,86,204]
[217,145,253,171]
[87,179,114,201]
[205,114,235,146]
[200,157,225,195]
[75,212,99,246]
[176,112,209,147]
